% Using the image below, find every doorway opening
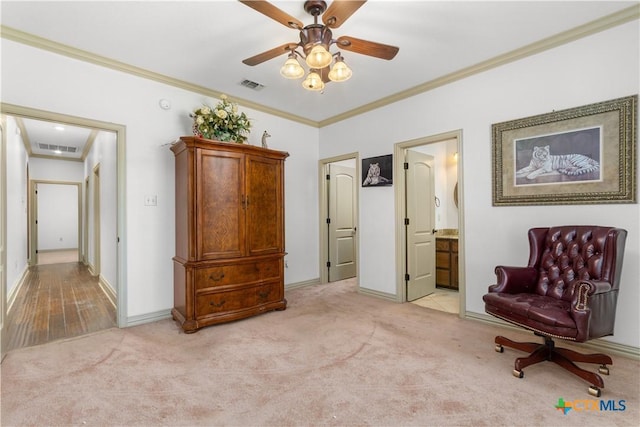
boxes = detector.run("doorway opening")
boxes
[394,130,465,317]
[1,104,126,356]
[318,153,359,285]
[31,181,82,266]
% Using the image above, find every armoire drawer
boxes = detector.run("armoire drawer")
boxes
[196,282,283,317]
[195,260,280,290]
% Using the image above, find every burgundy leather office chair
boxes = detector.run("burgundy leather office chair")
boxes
[483,226,627,397]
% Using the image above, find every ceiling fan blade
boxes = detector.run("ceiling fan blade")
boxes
[336,36,399,60]
[322,0,366,28]
[242,43,299,66]
[238,0,304,29]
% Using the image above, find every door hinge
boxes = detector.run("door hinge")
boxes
[405,273,410,281]
[326,218,331,224]
[326,261,331,268]
[326,174,330,180]
[404,218,410,225]
[404,162,409,170]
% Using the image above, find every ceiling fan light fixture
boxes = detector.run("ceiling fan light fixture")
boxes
[280,54,305,79]
[328,55,352,82]
[305,44,332,68]
[302,71,325,91]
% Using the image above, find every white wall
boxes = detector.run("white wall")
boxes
[36,183,78,250]
[4,117,29,297]
[29,157,84,181]
[1,39,320,319]
[320,21,640,348]
[84,130,118,291]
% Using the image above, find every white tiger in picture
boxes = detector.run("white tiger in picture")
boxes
[363,163,391,186]
[516,145,600,180]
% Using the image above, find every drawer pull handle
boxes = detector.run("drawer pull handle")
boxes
[210,299,226,308]
[209,272,225,282]
[258,291,270,299]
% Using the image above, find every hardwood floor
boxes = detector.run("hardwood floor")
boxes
[5,262,116,351]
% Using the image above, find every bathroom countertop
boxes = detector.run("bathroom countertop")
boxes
[436,235,458,240]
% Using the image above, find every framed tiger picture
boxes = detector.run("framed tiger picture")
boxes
[362,154,393,187]
[492,95,637,205]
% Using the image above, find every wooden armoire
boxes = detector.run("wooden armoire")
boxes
[171,136,288,333]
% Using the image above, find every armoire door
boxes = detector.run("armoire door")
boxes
[197,149,246,259]
[245,155,283,256]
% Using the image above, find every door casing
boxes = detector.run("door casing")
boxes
[30,181,82,266]
[318,153,360,285]
[394,130,465,316]
[0,102,127,328]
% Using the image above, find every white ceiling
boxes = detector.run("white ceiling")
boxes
[16,117,94,160]
[1,0,637,156]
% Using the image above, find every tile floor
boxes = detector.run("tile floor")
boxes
[411,288,459,314]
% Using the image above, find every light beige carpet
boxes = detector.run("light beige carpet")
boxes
[1,279,638,426]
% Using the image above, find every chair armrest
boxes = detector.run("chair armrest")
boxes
[576,280,612,296]
[488,266,538,294]
[572,280,613,311]
[572,280,614,341]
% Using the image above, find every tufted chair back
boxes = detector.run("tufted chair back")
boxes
[529,226,624,301]
[526,226,626,340]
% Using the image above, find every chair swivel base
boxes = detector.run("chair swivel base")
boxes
[494,335,612,397]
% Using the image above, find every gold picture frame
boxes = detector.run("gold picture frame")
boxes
[492,95,637,206]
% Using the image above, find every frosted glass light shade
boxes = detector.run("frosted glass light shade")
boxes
[280,57,305,79]
[328,60,352,82]
[302,71,325,91]
[305,45,332,69]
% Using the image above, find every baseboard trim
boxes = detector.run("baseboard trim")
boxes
[87,263,96,276]
[126,309,173,327]
[465,311,640,360]
[7,265,29,312]
[285,278,320,290]
[358,287,398,302]
[98,275,116,308]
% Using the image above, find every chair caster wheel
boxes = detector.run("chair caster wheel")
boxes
[495,344,504,353]
[598,365,610,375]
[513,369,524,378]
[588,386,602,397]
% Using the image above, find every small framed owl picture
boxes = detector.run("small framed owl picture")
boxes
[362,154,393,187]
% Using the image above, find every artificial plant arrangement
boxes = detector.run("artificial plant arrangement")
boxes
[191,94,251,143]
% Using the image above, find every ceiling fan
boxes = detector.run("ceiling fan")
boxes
[239,0,399,91]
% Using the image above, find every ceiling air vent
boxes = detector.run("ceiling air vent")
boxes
[240,79,265,91]
[38,143,77,153]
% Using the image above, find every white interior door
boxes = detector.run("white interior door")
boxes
[406,149,436,301]
[328,164,357,282]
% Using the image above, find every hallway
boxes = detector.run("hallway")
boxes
[4,261,116,351]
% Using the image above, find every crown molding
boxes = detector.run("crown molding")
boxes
[2,4,638,129]
[319,4,640,127]
[0,25,318,128]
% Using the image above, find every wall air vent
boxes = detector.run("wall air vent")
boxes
[240,79,265,91]
[38,143,77,153]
